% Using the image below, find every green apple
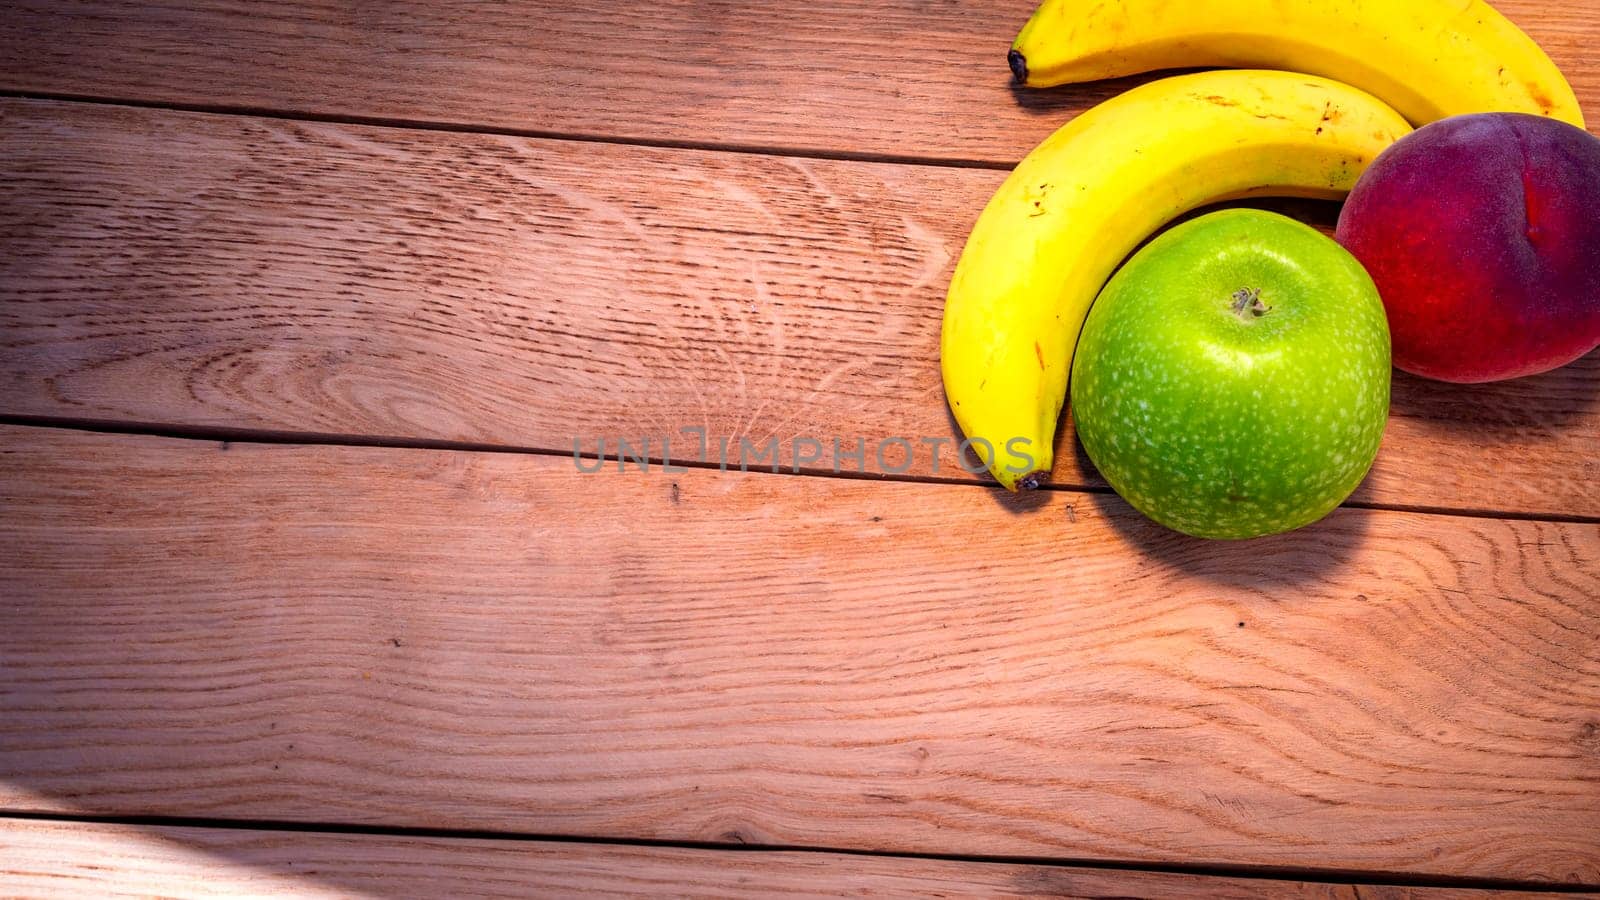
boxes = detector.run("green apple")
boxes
[1070,208,1390,540]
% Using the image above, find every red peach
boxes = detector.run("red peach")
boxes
[1336,113,1600,382]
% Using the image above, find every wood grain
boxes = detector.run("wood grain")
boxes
[2,98,1595,519]
[2,425,1596,883]
[0,0,1597,164]
[2,820,1556,900]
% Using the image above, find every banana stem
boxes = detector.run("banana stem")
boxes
[1008,49,1029,85]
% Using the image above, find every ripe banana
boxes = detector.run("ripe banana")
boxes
[942,70,1410,490]
[1010,0,1583,128]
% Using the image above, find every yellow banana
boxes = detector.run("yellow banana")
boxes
[1010,0,1583,128]
[942,70,1410,490]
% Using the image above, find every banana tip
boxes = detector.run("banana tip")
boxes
[1016,471,1046,491]
[1008,49,1028,85]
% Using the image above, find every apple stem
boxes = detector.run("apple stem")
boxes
[1231,287,1271,319]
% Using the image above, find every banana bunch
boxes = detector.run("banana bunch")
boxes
[943,0,1581,490]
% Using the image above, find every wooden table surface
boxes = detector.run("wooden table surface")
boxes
[1,1,1597,896]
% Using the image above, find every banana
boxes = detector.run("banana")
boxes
[942,70,1410,490]
[1010,0,1583,128]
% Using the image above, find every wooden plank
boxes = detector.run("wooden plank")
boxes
[2,99,1595,519]
[1,820,1549,900]
[1,426,1596,883]
[0,0,1597,164]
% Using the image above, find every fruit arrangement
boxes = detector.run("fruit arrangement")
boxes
[942,0,1600,539]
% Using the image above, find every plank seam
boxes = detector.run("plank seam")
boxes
[3,414,1596,526]
[0,89,1017,172]
[0,811,1592,893]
